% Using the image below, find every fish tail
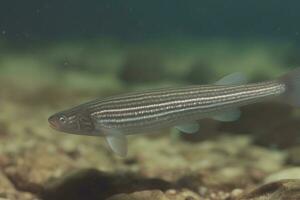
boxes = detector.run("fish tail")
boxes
[279,67,300,107]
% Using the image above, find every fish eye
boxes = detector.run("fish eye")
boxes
[59,115,67,124]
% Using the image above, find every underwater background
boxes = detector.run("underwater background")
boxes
[1,1,300,200]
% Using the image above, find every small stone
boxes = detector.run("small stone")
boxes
[165,189,177,195]
[184,196,195,200]
[165,189,201,200]
[230,189,243,198]
[198,186,208,196]
[107,190,168,200]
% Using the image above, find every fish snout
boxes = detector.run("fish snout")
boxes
[48,115,60,130]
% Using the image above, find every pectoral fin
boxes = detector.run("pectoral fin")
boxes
[216,72,247,85]
[175,122,199,134]
[212,109,241,122]
[105,133,128,157]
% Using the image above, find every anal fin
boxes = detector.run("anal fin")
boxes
[175,122,199,134]
[105,132,128,157]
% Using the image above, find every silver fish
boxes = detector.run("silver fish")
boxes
[48,69,300,156]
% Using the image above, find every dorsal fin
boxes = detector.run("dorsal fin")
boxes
[216,72,247,85]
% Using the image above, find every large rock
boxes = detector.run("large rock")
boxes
[41,169,173,200]
[264,168,300,183]
[238,179,300,200]
[106,189,202,200]
[106,190,168,200]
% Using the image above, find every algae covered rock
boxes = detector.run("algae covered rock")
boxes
[264,168,300,183]
[107,189,203,200]
[106,190,168,200]
[238,179,300,200]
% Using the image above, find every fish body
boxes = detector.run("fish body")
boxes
[48,69,300,156]
[89,81,284,134]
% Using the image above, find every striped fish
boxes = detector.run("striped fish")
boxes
[48,68,300,156]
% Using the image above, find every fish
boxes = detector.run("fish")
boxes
[48,68,300,157]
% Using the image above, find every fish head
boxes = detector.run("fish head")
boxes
[48,107,95,135]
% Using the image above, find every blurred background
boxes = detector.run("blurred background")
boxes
[1,1,300,87]
[1,1,300,200]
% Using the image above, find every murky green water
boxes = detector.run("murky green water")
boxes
[1,2,300,200]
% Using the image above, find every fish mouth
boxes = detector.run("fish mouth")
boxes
[49,122,58,130]
[48,116,60,130]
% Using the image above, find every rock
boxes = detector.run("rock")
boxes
[119,50,167,83]
[106,190,168,200]
[1,143,75,187]
[264,168,300,183]
[0,122,9,137]
[219,102,298,149]
[41,169,173,200]
[230,188,243,198]
[286,147,300,165]
[0,171,16,198]
[238,179,300,200]
[0,171,37,200]
[185,60,215,84]
[107,189,202,200]
[205,166,248,187]
[258,119,300,149]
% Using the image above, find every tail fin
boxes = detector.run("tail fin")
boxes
[279,68,300,107]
